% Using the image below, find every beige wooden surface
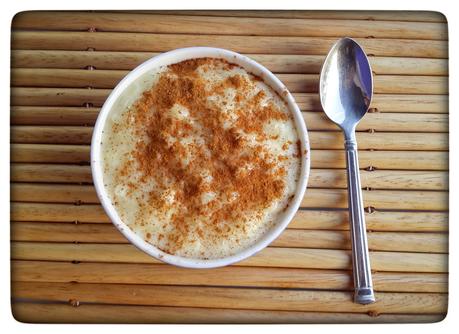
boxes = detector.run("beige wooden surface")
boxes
[10,10,448,323]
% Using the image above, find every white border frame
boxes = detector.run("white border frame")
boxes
[3,2,456,332]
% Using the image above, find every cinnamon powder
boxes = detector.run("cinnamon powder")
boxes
[113,58,300,256]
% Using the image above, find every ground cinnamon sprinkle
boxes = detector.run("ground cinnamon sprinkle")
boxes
[110,58,301,257]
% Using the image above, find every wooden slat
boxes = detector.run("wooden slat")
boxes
[11,87,109,106]
[358,211,448,232]
[364,231,448,253]
[11,261,448,293]
[10,203,449,232]
[308,169,448,190]
[11,203,109,223]
[12,12,448,40]
[11,242,448,272]
[10,163,449,190]
[11,302,446,324]
[10,183,448,211]
[303,112,448,133]
[370,75,447,95]
[11,88,448,113]
[11,106,100,125]
[10,222,127,243]
[308,132,448,151]
[12,282,448,313]
[274,230,448,253]
[11,50,449,76]
[11,164,93,184]
[10,126,448,151]
[10,50,162,71]
[11,184,100,204]
[11,222,448,253]
[143,11,447,23]
[11,126,93,145]
[369,56,448,76]
[304,93,449,113]
[10,144,90,164]
[11,68,124,89]
[11,106,449,133]
[11,68,448,95]
[369,94,448,113]
[232,245,444,267]
[10,144,448,170]
[11,31,448,58]
[310,150,448,170]
[300,188,448,211]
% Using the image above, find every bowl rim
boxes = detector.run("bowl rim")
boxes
[91,46,310,268]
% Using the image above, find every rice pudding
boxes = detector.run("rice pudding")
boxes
[101,58,302,259]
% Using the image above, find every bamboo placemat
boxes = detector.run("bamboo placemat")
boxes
[10,10,449,323]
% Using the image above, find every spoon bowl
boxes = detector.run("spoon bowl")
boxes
[320,37,373,137]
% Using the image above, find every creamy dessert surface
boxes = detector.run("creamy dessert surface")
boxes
[102,58,302,259]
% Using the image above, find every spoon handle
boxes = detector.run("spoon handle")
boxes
[344,134,375,305]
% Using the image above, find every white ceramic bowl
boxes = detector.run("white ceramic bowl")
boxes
[91,47,310,268]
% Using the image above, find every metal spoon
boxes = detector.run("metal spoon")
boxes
[319,37,375,304]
